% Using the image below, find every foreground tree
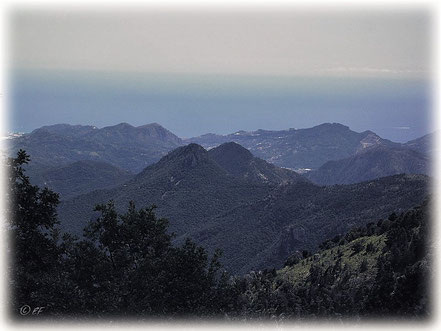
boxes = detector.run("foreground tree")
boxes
[72,201,225,316]
[6,150,62,314]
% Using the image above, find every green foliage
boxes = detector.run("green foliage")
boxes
[239,200,431,319]
[351,241,364,256]
[360,259,369,273]
[7,150,62,314]
[61,201,227,317]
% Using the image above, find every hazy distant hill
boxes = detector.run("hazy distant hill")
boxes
[306,146,430,185]
[57,143,428,274]
[36,123,98,137]
[9,122,183,173]
[404,132,435,156]
[28,160,133,200]
[188,123,398,170]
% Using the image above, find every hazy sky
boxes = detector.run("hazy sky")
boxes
[10,9,430,77]
[8,8,433,142]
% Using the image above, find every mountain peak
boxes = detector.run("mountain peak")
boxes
[137,122,161,129]
[157,143,208,167]
[312,123,350,131]
[136,123,182,145]
[210,142,253,159]
[181,143,206,153]
[207,142,306,184]
[136,142,227,180]
[207,142,254,177]
[102,122,134,131]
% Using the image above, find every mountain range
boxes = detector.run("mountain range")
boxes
[403,132,435,155]
[187,123,402,170]
[9,122,432,188]
[7,121,431,191]
[9,122,183,173]
[56,142,429,274]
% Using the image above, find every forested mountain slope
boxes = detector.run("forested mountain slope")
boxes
[58,143,275,236]
[57,143,429,274]
[27,160,133,200]
[190,174,428,274]
[234,200,431,318]
[306,146,429,185]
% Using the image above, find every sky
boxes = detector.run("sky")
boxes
[8,7,433,142]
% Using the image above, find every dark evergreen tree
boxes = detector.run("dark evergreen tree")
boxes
[6,150,62,315]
